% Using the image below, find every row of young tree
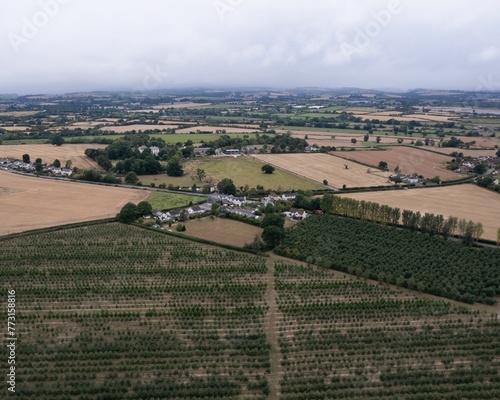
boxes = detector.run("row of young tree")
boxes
[321,195,485,244]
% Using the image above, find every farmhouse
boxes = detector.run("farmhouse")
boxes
[138,146,160,156]
[187,205,205,215]
[194,147,210,156]
[224,149,241,156]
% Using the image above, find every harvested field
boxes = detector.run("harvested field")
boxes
[100,124,178,132]
[0,144,105,170]
[0,125,31,132]
[181,217,263,247]
[252,153,392,188]
[0,111,39,116]
[176,125,261,134]
[0,171,148,236]
[332,146,463,180]
[339,184,500,241]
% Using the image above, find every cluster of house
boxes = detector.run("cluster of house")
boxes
[138,146,160,156]
[0,158,72,177]
[148,191,310,224]
[457,156,500,173]
[193,147,257,157]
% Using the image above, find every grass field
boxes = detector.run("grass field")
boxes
[182,217,263,247]
[339,184,500,241]
[332,146,463,180]
[189,156,324,191]
[99,124,179,132]
[0,143,105,170]
[176,125,261,134]
[0,171,148,236]
[146,191,205,210]
[252,153,392,188]
[70,132,260,144]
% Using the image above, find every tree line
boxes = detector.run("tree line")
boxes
[321,195,484,245]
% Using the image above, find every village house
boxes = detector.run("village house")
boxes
[187,205,205,215]
[194,147,210,156]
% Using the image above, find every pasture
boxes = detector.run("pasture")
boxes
[252,153,392,188]
[182,217,263,247]
[99,124,179,132]
[0,143,105,170]
[146,191,205,210]
[176,125,261,134]
[189,156,324,191]
[332,146,462,180]
[339,184,500,241]
[0,171,148,236]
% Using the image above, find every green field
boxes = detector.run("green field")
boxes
[193,156,324,191]
[146,191,205,210]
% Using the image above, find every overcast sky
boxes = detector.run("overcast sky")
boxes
[1,0,499,94]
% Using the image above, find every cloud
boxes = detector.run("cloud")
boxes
[1,0,500,93]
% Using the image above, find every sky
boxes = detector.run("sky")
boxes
[1,0,499,94]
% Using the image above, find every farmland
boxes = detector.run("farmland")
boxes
[182,217,263,247]
[275,262,500,399]
[146,191,205,210]
[0,144,105,170]
[187,156,324,191]
[99,124,179,132]
[0,171,148,236]
[338,184,500,241]
[332,146,462,180]
[1,222,499,399]
[252,153,392,188]
[0,223,271,399]
[176,125,261,134]
[276,215,500,304]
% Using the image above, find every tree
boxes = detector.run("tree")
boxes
[474,222,484,242]
[53,159,61,168]
[117,203,139,223]
[22,154,30,163]
[261,164,275,174]
[394,165,401,174]
[35,158,42,164]
[376,136,381,143]
[351,138,357,145]
[496,149,500,158]
[166,159,184,176]
[363,134,369,142]
[261,213,285,229]
[497,228,500,247]
[196,168,206,182]
[262,225,285,248]
[473,163,488,175]
[137,201,152,216]
[35,162,43,172]
[323,179,328,186]
[51,135,65,146]
[65,160,72,169]
[378,161,388,171]
[321,194,334,213]
[217,178,237,195]
[124,171,139,185]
